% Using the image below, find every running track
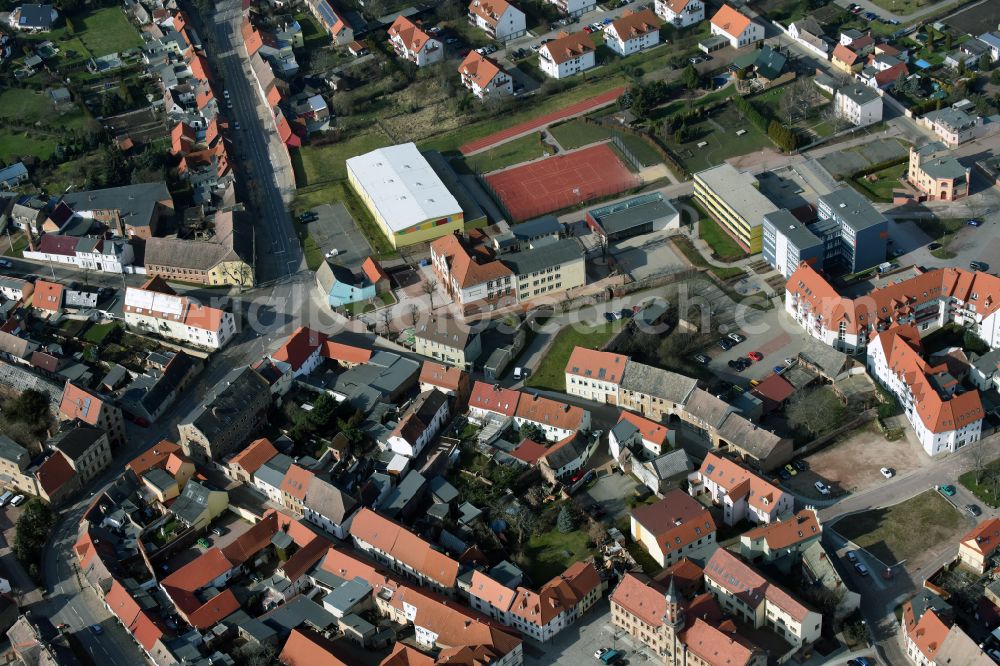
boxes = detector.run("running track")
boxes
[460,87,627,156]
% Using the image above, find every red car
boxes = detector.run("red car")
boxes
[583,26,593,33]
[748,351,764,362]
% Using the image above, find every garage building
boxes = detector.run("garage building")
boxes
[585,192,679,241]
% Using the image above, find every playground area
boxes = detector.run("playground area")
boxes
[484,144,640,222]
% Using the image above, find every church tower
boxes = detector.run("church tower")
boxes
[662,576,685,665]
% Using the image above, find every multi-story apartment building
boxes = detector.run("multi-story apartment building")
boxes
[688,453,793,526]
[786,262,1000,353]
[867,325,983,456]
[123,277,236,350]
[414,315,482,370]
[564,347,628,404]
[901,593,993,666]
[814,188,888,273]
[908,142,971,201]
[0,435,37,496]
[59,381,127,448]
[387,16,442,66]
[630,490,718,567]
[431,233,517,314]
[539,31,595,78]
[513,392,590,442]
[604,10,661,56]
[178,366,271,462]
[704,549,822,650]
[761,210,825,279]
[467,0,526,42]
[546,0,596,17]
[458,51,514,99]
[618,360,697,421]
[918,102,999,147]
[655,0,704,28]
[834,84,883,126]
[49,423,112,484]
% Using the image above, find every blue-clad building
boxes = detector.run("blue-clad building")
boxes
[761,210,823,279]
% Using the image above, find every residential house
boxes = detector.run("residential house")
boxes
[831,43,865,73]
[835,84,883,126]
[429,233,516,314]
[787,17,829,59]
[49,423,111,485]
[0,163,28,190]
[418,360,470,402]
[459,51,514,100]
[919,102,1000,147]
[630,489,717,567]
[279,463,314,517]
[467,0,526,42]
[413,316,482,370]
[178,365,271,462]
[901,594,993,666]
[801,541,860,621]
[0,436,35,496]
[349,508,459,594]
[655,0,704,28]
[704,548,822,650]
[59,382,126,448]
[632,450,693,498]
[539,31,596,79]
[388,389,450,458]
[254,453,293,505]
[123,278,237,350]
[907,142,970,201]
[688,452,793,526]
[32,279,62,316]
[61,182,173,240]
[303,475,359,540]
[314,261,376,308]
[303,0,353,45]
[609,410,674,460]
[514,392,590,442]
[710,4,762,49]
[143,212,254,287]
[34,449,79,505]
[119,350,201,424]
[539,432,600,482]
[564,346,628,404]
[170,480,228,529]
[604,10,661,57]
[958,518,1000,574]
[227,437,279,484]
[387,16,442,67]
[868,325,984,456]
[467,380,520,423]
[979,31,1000,62]
[0,277,33,303]
[611,572,767,666]
[618,360,697,421]
[468,561,602,641]
[9,4,58,31]
[739,509,822,563]
[160,547,238,628]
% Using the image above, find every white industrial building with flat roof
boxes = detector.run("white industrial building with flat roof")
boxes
[346,142,465,248]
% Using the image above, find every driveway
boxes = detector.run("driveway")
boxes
[581,472,640,522]
[303,203,373,270]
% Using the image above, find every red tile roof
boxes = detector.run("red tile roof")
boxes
[711,4,752,38]
[323,341,372,365]
[280,535,332,582]
[631,489,716,558]
[279,627,350,666]
[510,438,547,465]
[832,43,859,65]
[469,381,521,417]
[229,437,278,476]
[350,509,459,588]
[904,604,951,662]
[458,51,505,90]
[221,513,278,565]
[37,235,80,256]
[609,9,661,41]
[380,644,435,666]
[741,509,821,550]
[429,233,512,290]
[698,452,786,514]
[35,451,76,496]
[873,61,908,87]
[515,393,586,432]
[419,361,465,393]
[961,518,1000,556]
[281,464,314,501]
[106,579,142,628]
[565,346,627,384]
[186,588,240,629]
[273,326,326,370]
[161,548,233,607]
[59,382,109,426]
[683,618,759,666]
[131,611,165,651]
[469,570,516,613]
[128,440,183,476]
[362,257,389,285]
[618,410,670,446]
[388,15,434,54]
[467,0,514,26]
[540,31,595,65]
[32,280,63,312]
[705,548,813,622]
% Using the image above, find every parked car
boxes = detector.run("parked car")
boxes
[848,657,873,666]
[792,460,808,472]
[971,260,989,271]
[927,242,942,250]
[90,625,104,635]
[513,367,529,379]
[0,259,10,268]
[727,332,745,343]
[325,248,340,258]
[693,354,710,365]
[748,351,763,362]
[583,26,593,33]
[197,537,211,548]
[846,550,858,563]
[773,365,785,374]
[891,248,905,258]
[854,562,870,576]
[938,484,957,497]
[211,526,226,537]
[814,481,831,495]
[880,467,894,479]
[445,37,459,45]
[784,464,797,477]
[967,504,982,517]
[968,218,982,227]
[779,469,791,480]
[298,211,318,223]
[718,337,735,351]
[749,379,760,387]
[594,648,609,659]
[9,495,25,507]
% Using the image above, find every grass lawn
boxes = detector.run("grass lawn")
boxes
[664,103,773,173]
[525,322,623,391]
[294,179,398,259]
[672,236,746,280]
[618,133,663,167]
[549,120,612,150]
[699,216,747,261]
[0,129,58,162]
[74,7,142,56]
[296,11,332,49]
[418,75,629,154]
[523,525,592,583]
[852,162,908,202]
[292,128,393,186]
[960,458,1000,507]
[834,490,964,565]
[2,232,29,258]
[463,132,546,174]
[0,89,61,124]
[83,322,119,345]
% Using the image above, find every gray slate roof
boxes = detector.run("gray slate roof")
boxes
[49,423,104,461]
[683,389,734,429]
[644,449,692,479]
[502,238,582,276]
[304,475,358,524]
[171,480,214,525]
[256,454,293,488]
[62,182,171,230]
[717,412,786,460]
[180,366,269,442]
[620,361,697,404]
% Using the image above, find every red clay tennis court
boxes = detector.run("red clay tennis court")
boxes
[460,87,625,156]
[485,144,640,222]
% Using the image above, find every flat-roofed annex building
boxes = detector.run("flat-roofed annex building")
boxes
[346,143,464,249]
[694,163,778,253]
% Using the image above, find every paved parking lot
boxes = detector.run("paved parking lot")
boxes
[303,203,373,269]
[582,472,640,522]
[607,232,689,281]
[163,511,253,573]
[522,598,657,666]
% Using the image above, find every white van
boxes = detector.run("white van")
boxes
[0,491,13,507]
[10,495,25,507]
